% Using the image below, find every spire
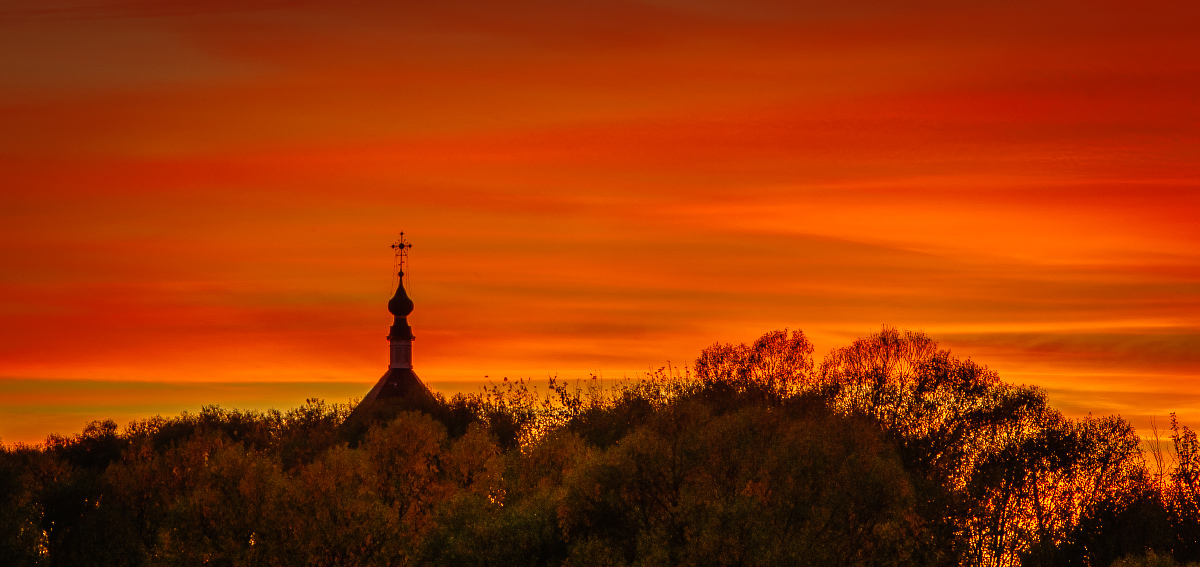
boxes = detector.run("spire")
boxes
[386,232,414,336]
[386,233,415,367]
[344,233,434,428]
[386,233,420,369]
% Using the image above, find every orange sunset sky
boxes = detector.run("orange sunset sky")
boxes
[2,0,1199,444]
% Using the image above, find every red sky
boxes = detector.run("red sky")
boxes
[2,0,1199,443]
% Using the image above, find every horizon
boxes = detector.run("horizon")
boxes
[3,0,1199,444]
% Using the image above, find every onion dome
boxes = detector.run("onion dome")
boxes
[387,271,414,317]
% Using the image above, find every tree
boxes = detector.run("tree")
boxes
[1167,414,1200,563]
[0,444,45,567]
[694,329,814,399]
[558,399,927,567]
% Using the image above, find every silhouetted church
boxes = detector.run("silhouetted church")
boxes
[346,238,436,426]
[359,269,433,405]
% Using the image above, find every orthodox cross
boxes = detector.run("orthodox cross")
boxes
[391,232,413,285]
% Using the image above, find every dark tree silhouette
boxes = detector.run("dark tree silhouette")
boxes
[0,328,1192,567]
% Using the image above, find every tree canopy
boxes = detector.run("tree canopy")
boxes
[2,327,1197,567]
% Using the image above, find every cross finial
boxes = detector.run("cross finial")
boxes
[391,232,413,277]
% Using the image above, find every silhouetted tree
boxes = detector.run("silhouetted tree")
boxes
[3,327,1197,567]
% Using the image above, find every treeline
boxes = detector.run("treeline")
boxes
[2,328,1199,567]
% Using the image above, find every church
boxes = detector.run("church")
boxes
[348,235,435,423]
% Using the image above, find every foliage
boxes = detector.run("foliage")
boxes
[1,327,1197,567]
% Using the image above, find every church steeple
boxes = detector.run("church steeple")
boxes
[350,233,433,416]
[387,270,415,369]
